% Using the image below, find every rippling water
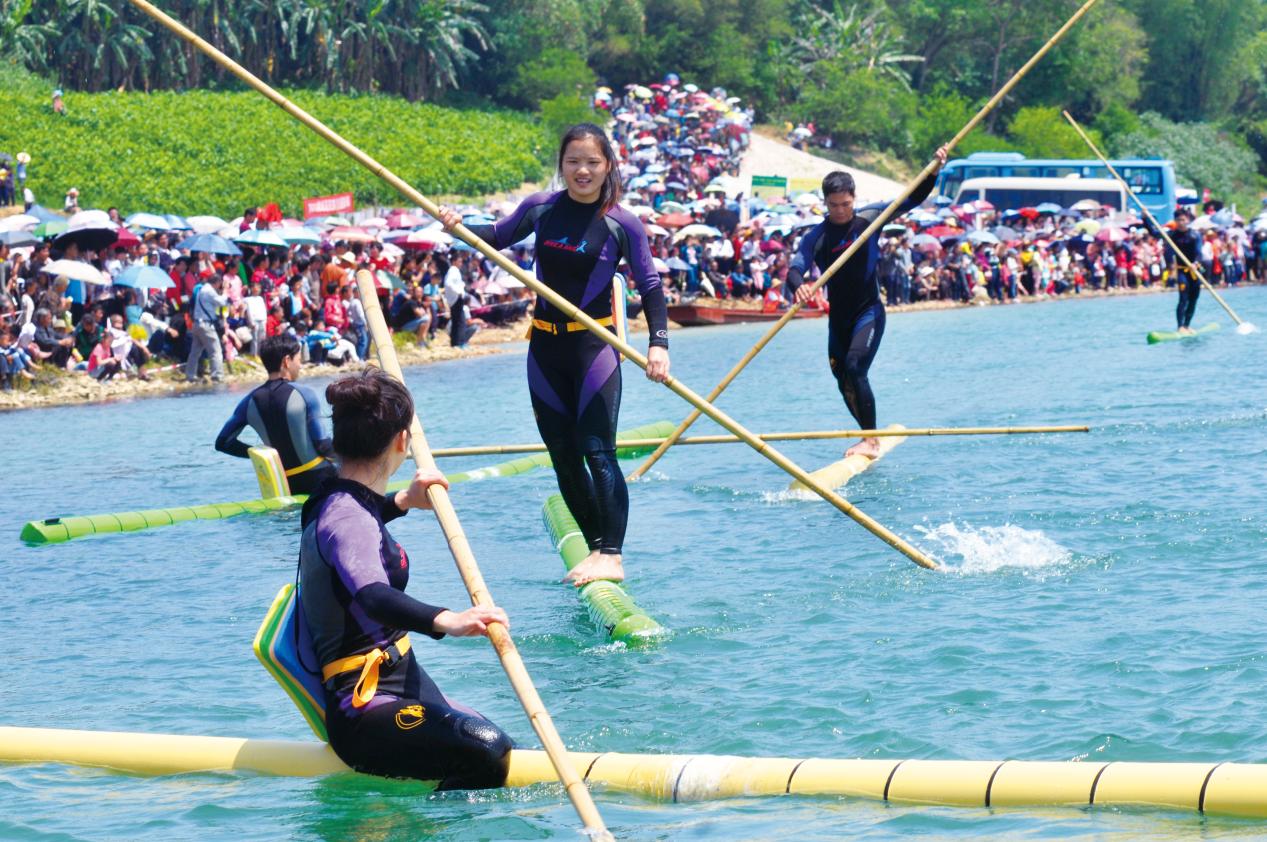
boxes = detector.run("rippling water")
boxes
[3,288,1266,840]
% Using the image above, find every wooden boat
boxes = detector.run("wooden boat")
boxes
[668,302,826,327]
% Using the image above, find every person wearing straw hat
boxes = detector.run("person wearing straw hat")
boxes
[437,122,669,587]
[299,368,512,787]
[1166,207,1203,334]
[785,146,948,459]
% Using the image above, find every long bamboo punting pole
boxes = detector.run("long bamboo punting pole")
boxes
[125,0,940,573]
[433,425,1090,458]
[629,0,1105,480]
[353,276,612,837]
[1061,110,1256,332]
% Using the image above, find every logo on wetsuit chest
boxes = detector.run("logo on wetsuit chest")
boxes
[831,236,857,254]
[543,235,588,254]
[395,704,426,730]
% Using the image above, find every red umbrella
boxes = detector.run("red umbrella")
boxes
[1018,207,1040,220]
[1095,226,1128,243]
[386,210,425,229]
[656,212,694,228]
[111,226,140,249]
[924,225,959,238]
[760,240,785,253]
[328,225,376,243]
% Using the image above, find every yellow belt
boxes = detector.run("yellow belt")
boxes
[531,315,614,335]
[321,636,412,709]
[284,456,327,477]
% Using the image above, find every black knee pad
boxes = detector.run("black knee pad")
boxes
[453,715,513,788]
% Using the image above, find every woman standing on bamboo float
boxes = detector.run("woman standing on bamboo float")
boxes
[300,368,513,787]
[439,123,670,588]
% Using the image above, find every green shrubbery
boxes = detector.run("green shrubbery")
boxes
[1,65,547,217]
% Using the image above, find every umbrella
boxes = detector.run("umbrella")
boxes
[1035,202,1062,215]
[969,199,995,213]
[933,195,954,206]
[794,216,824,230]
[1071,198,1103,212]
[760,240,786,253]
[924,225,959,238]
[672,224,723,242]
[165,214,192,231]
[126,212,171,231]
[25,205,64,224]
[794,192,820,207]
[658,201,690,215]
[111,227,141,249]
[656,212,693,228]
[40,259,107,285]
[113,265,175,290]
[234,229,289,249]
[645,163,668,174]
[174,233,242,256]
[882,224,908,235]
[1018,207,1040,220]
[55,226,120,253]
[327,226,377,243]
[1073,219,1100,235]
[702,184,727,195]
[911,234,941,252]
[388,229,452,249]
[67,209,112,230]
[990,225,1020,241]
[0,230,37,247]
[645,223,670,238]
[1176,195,1200,205]
[385,211,425,229]
[361,217,390,229]
[1095,226,1128,243]
[375,270,405,291]
[665,257,689,271]
[0,213,39,231]
[33,220,67,239]
[665,180,689,191]
[187,215,229,234]
[967,230,1000,246]
[276,226,322,245]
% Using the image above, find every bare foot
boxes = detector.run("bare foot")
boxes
[845,437,882,459]
[563,552,624,587]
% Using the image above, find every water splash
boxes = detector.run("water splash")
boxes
[1235,321,1259,335]
[916,521,1074,575]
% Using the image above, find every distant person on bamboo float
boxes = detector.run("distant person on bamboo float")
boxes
[786,145,949,460]
[437,122,670,587]
[300,368,512,787]
[215,334,338,494]
[1166,207,1203,335]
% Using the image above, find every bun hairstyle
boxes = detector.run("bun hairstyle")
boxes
[326,368,414,461]
[558,123,622,212]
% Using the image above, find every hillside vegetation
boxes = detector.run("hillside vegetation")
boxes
[0,66,546,216]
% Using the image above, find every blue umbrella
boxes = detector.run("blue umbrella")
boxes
[1035,202,1062,214]
[26,204,64,224]
[276,226,321,245]
[1176,195,1200,205]
[114,265,175,290]
[174,233,241,256]
[0,230,37,247]
[933,195,954,206]
[126,212,171,231]
[165,214,192,231]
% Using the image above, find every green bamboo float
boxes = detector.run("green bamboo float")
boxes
[542,494,665,642]
[1146,322,1220,344]
[21,421,676,545]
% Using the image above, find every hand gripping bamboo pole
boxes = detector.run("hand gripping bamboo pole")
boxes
[1061,110,1256,332]
[354,275,613,839]
[629,0,1105,480]
[124,0,941,572]
[432,425,1090,458]
[125,4,613,837]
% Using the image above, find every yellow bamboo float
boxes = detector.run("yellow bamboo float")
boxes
[2,727,1265,819]
[788,425,907,495]
[629,0,1105,481]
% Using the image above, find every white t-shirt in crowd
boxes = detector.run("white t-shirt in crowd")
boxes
[245,294,268,323]
[442,265,465,309]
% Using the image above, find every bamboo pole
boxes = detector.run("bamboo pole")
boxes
[432,425,1090,458]
[629,0,1105,480]
[123,0,942,573]
[354,277,612,838]
[1060,110,1256,332]
[125,4,613,837]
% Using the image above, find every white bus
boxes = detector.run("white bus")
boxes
[953,176,1127,213]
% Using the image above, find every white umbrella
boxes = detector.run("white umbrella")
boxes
[672,223,723,242]
[793,192,820,206]
[629,205,657,219]
[652,257,670,273]
[362,217,390,229]
[645,223,670,238]
[489,267,524,288]
[40,259,108,285]
[0,214,39,232]
[67,209,112,230]
[187,215,229,234]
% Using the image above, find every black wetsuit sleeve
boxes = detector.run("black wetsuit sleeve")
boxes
[354,582,447,640]
[379,493,407,523]
[214,393,254,458]
[902,168,938,213]
[786,227,821,293]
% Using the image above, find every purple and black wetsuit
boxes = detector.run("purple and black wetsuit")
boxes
[298,479,511,788]
[468,191,668,554]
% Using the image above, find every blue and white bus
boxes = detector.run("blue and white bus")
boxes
[935,152,1177,222]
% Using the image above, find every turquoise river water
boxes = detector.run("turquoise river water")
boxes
[2,287,1266,840]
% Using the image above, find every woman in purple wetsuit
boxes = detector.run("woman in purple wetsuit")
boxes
[299,368,512,788]
[440,124,670,587]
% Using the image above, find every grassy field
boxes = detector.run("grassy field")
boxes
[0,65,547,217]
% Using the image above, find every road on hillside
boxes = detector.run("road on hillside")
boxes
[738,133,904,204]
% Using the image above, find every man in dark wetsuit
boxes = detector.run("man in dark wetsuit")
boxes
[786,147,948,459]
[1166,207,1204,333]
[215,333,337,494]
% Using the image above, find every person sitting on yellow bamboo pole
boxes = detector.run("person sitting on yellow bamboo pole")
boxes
[438,124,670,588]
[786,147,949,460]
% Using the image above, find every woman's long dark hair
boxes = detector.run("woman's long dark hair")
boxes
[558,123,622,212]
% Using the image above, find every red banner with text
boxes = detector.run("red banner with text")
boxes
[303,192,355,219]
